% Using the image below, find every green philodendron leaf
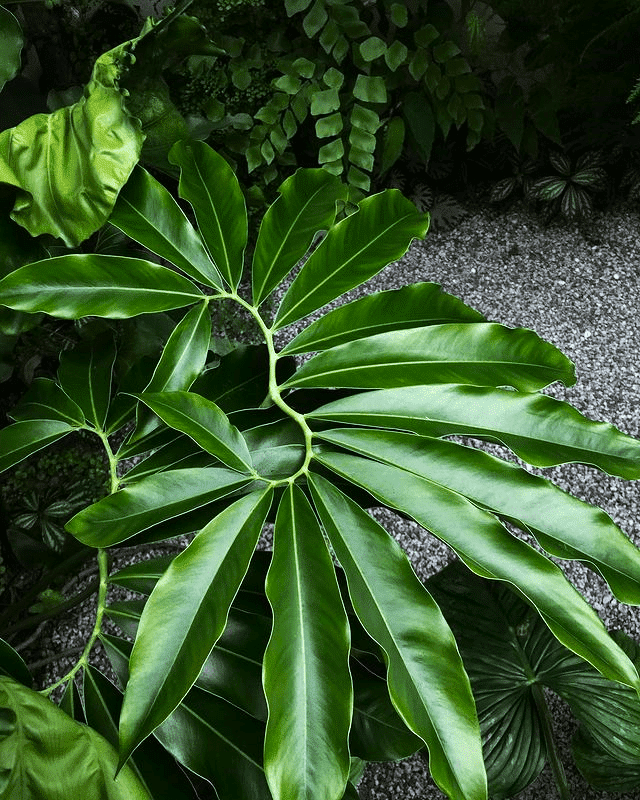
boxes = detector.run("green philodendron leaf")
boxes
[131,301,211,443]
[0,419,75,473]
[284,323,575,391]
[119,489,272,768]
[0,256,204,318]
[263,485,352,800]
[8,378,85,426]
[0,676,152,799]
[100,634,272,800]
[0,5,22,92]
[0,39,144,246]
[308,473,488,800]
[317,428,640,605]
[135,391,253,474]
[251,169,347,306]
[314,451,640,691]
[282,282,483,354]
[83,667,198,799]
[572,726,640,792]
[58,334,116,430]
[308,384,640,478]
[169,140,247,290]
[0,639,31,687]
[66,467,255,547]
[109,165,224,290]
[274,190,429,329]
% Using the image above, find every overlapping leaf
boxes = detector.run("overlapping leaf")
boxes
[58,334,116,430]
[0,5,23,92]
[0,419,76,473]
[8,378,85,426]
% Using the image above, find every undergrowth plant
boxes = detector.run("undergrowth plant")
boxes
[1,141,640,799]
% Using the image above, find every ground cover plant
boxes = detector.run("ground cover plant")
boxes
[1,140,640,798]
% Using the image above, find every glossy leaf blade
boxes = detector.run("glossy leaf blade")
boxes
[317,428,640,604]
[131,301,212,442]
[0,255,203,318]
[0,6,23,92]
[285,323,575,391]
[263,485,352,800]
[119,489,272,765]
[274,190,430,329]
[191,345,271,412]
[252,168,346,306]
[0,676,151,799]
[110,164,223,289]
[315,451,640,691]
[8,378,85,426]
[66,467,254,547]
[0,639,31,686]
[58,334,116,430]
[136,391,253,473]
[308,473,488,800]
[282,281,484,354]
[0,419,74,473]
[308,384,640,478]
[169,140,247,290]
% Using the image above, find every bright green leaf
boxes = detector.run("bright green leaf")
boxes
[360,36,387,62]
[351,104,380,133]
[0,419,74,473]
[385,40,408,71]
[323,67,344,89]
[353,74,387,103]
[316,112,344,138]
[311,87,341,115]
[318,137,345,163]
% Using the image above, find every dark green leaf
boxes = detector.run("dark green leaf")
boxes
[0,639,31,686]
[403,92,435,165]
[59,679,85,722]
[379,116,406,174]
[384,40,408,71]
[9,378,85,426]
[58,334,116,430]
[252,169,346,306]
[263,485,352,800]
[109,165,223,290]
[243,418,306,480]
[275,190,429,329]
[66,467,255,547]
[0,419,74,473]
[0,6,23,92]
[119,489,272,766]
[120,435,213,484]
[191,345,277,413]
[169,140,247,290]
[308,474,487,800]
[0,256,204,318]
[308,384,640,478]
[303,0,328,37]
[284,323,575,391]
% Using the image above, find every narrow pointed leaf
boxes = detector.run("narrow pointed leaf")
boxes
[58,334,116,430]
[308,473,487,800]
[110,164,224,289]
[317,428,640,604]
[285,323,575,391]
[274,190,429,329]
[252,168,346,306]
[315,451,640,691]
[192,345,270,412]
[66,467,254,547]
[169,140,247,289]
[119,489,272,765]
[8,378,85,426]
[282,282,484,355]
[308,384,640,478]
[263,485,352,800]
[0,419,74,473]
[0,639,31,686]
[0,255,203,318]
[131,301,211,442]
[59,679,85,722]
[136,391,253,473]
[120,436,213,484]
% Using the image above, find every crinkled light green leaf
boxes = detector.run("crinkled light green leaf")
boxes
[135,391,253,474]
[309,473,488,800]
[308,384,640,478]
[0,419,75,473]
[0,676,151,799]
[0,256,204,318]
[66,467,255,547]
[282,282,483,354]
[284,323,575,390]
[0,6,23,92]
[263,485,352,800]
[169,140,247,290]
[58,334,116,430]
[119,489,272,767]
[252,169,346,306]
[109,165,224,290]
[8,378,85,427]
[274,190,429,329]
[314,451,640,691]
[0,40,144,245]
[317,427,640,605]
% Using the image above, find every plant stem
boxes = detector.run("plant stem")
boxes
[95,429,120,494]
[531,683,571,800]
[27,645,85,671]
[40,548,109,696]
[3,578,100,637]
